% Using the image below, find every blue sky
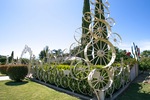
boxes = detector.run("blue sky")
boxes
[0,0,150,58]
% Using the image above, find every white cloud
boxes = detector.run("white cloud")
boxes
[138,41,150,51]
[118,40,150,52]
[119,42,132,51]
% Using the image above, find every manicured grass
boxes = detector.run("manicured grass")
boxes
[0,73,6,76]
[117,83,150,100]
[0,79,79,100]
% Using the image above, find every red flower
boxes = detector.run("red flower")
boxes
[126,52,131,56]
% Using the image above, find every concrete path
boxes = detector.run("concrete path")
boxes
[133,71,150,83]
[0,76,10,81]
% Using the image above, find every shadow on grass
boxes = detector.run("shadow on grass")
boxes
[5,80,28,86]
[116,83,150,100]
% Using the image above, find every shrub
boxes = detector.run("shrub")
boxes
[0,65,8,74]
[57,64,70,70]
[124,58,137,67]
[7,64,28,81]
[139,57,150,71]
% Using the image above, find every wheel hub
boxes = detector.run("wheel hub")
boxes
[98,76,104,82]
[114,38,117,42]
[97,50,105,57]
[98,9,103,14]
[83,85,86,89]
[97,27,104,33]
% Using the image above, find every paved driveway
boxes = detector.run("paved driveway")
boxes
[0,76,10,81]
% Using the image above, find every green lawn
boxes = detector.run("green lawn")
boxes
[0,73,6,76]
[116,83,150,100]
[0,79,79,100]
[0,73,2,76]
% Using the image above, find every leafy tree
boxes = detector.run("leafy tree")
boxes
[114,47,130,62]
[20,58,30,64]
[39,46,49,60]
[52,49,63,57]
[0,55,6,65]
[141,50,150,57]
[139,57,150,71]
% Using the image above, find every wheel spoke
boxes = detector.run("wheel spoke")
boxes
[95,42,100,50]
[99,57,102,65]
[76,71,82,76]
[93,81,100,88]
[102,43,107,50]
[95,56,100,65]
[102,57,107,65]
[103,47,108,52]
[104,55,110,62]
[91,79,98,84]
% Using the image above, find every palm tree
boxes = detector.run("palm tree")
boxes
[39,46,49,61]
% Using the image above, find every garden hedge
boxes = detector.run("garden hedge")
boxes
[0,65,8,74]
[7,64,28,81]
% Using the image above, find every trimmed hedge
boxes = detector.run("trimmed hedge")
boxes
[7,64,28,81]
[0,65,8,74]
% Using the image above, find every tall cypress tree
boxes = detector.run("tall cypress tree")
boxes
[9,51,14,63]
[82,0,90,31]
[80,0,91,58]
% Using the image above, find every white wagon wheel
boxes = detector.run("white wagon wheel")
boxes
[43,70,49,83]
[84,38,116,68]
[37,68,43,81]
[60,69,70,88]
[108,32,122,47]
[36,67,39,79]
[91,19,111,39]
[114,66,123,76]
[60,76,69,88]
[74,27,91,45]
[54,74,61,87]
[106,17,115,27]
[32,65,38,78]
[105,83,115,97]
[88,68,113,91]
[38,62,50,82]
[113,66,123,89]
[114,75,122,90]
[48,71,55,84]
[48,68,57,84]
[83,12,96,23]
[69,43,82,57]
[70,58,91,80]
[78,79,93,95]
[122,66,130,84]
[68,78,79,92]
[90,1,110,18]
[104,0,110,8]
[83,12,93,23]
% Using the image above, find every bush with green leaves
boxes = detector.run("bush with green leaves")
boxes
[0,55,7,65]
[139,57,150,71]
[7,64,28,81]
[124,58,137,67]
[0,65,8,74]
